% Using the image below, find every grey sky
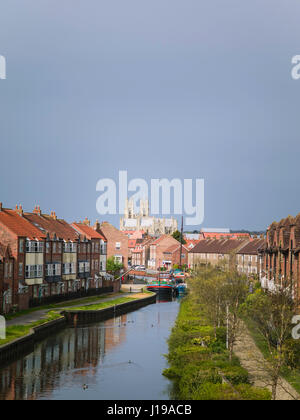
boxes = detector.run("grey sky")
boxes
[0,0,299,230]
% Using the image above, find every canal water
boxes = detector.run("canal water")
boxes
[0,297,180,400]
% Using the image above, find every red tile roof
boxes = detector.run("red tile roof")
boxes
[190,239,247,254]
[71,223,106,241]
[0,208,46,240]
[237,239,266,255]
[23,213,77,241]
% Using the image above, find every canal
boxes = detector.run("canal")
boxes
[0,297,180,400]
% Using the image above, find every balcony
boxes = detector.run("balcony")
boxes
[45,275,62,284]
[78,272,91,279]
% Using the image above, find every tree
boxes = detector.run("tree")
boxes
[241,283,299,400]
[106,257,124,277]
[191,265,248,361]
[172,230,186,244]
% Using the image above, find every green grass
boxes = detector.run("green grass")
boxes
[0,311,63,346]
[4,292,123,321]
[70,296,139,311]
[244,316,300,395]
[164,294,271,400]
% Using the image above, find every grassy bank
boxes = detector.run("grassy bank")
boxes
[70,294,149,311]
[164,294,271,400]
[4,292,124,321]
[0,311,63,346]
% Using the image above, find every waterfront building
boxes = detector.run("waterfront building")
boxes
[0,243,14,313]
[99,222,129,269]
[72,219,108,288]
[0,203,46,310]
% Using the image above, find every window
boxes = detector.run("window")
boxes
[9,263,13,278]
[53,242,56,253]
[19,239,24,253]
[63,263,76,275]
[19,262,23,277]
[25,265,43,279]
[79,262,90,273]
[26,241,44,253]
[46,242,50,253]
[63,243,77,253]
[116,242,121,250]
[46,263,61,277]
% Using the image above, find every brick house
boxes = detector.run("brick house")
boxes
[0,203,46,309]
[148,235,181,269]
[23,207,79,298]
[72,219,107,289]
[131,237,153,267]
[99,222,129,269]
[0,243,14,314]
[188,239,248,270]
[260,214,300,294]
[236,238,265,277]
[162,243,189,270]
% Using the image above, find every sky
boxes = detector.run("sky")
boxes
[0,0,300,231]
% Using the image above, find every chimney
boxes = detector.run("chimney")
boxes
[15,205,23,217]
[50,211,57,220]
[0,202,2,212]
[83,217,90,226]
[33,205,42,216]
[94,220,100,231]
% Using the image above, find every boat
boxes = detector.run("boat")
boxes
[147,279,174,295]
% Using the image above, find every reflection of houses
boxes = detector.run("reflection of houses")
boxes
[120,199,178,236]
[0,315,128,400]
[260,215,300,292]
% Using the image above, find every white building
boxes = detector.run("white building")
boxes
[120,199,178,236]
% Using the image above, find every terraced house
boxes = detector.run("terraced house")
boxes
[23,207,79,299]
[236,238,265,277]
[260,214,300,293]
[72,219,107,289]
[0,243,14,313]
[188,238,248,270]
[0,203,46,310]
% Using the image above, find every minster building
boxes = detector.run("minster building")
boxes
[120,199,178,236]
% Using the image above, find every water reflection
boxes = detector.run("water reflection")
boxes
[0,299,180,400]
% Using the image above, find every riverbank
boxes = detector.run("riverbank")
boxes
[63,293,156,326]
[164,292,271,400]
[0,292,156,366]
